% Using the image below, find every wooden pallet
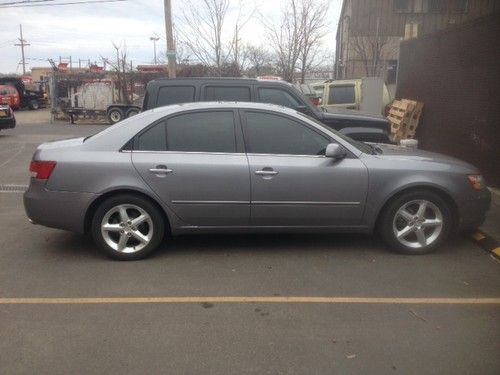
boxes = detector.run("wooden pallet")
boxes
[387,99,423,142]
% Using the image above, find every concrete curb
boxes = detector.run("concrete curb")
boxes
[472,230,500,261]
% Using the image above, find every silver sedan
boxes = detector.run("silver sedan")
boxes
[24,102,491,260]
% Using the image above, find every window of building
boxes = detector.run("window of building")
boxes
[394,0,412,13]
[328,85,355,105]
[404,22,419,39]
[157,86,195,107]
[257,87,301,109]
[452,0,468,12]
[387,60,398,84]
[428,0,446,12]
[243,111,330,156]
[204,86,251,101]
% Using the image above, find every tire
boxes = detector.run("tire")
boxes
[125,108,139,118]
[107,107,124,124]
[29,100,39,110]
[379,190,452,255]
[91,194,165,260]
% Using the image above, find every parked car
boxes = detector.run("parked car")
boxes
[313,78,392,115]
[0,77,45,110]
[0,85,21,110]
[143,78,391,144]
[0,104,16,131]
[24,102,490,260]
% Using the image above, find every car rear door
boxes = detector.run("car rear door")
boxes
[241,109,368,227]
[131,109,250,226]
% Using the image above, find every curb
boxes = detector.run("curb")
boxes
[471,230,500,261]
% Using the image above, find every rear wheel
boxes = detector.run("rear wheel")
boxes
[91,195,165,260]
[125,107,139,118]
[379,190,452,254]
[107,107,124,124]
[29,100,39,110]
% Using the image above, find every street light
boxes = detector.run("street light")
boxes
[150,36,160,65]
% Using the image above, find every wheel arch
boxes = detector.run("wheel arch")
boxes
[84,188,171,235]
[374,184,460,232]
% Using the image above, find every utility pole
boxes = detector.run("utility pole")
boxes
[14,24,30,75]
[164,0,176,78]
[150,36,160,64]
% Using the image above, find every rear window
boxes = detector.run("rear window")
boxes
[204,86,250,101]
[157,86,195,107]
[328,85,355,105]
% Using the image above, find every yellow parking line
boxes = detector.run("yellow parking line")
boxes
[1,297,500,305]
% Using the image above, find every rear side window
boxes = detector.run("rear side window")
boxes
[328,85,355,105]
[135,111,236,153]
[257,87,301,109]
[204,86,250,101]
[157,86,195,107]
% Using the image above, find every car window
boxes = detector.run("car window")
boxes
[137,121,167,151]
[157,86,195,107]
[167,111,236,153]
[328,85,355,105]
[244,111,330,156]
[204,86,250,101]
[258,87,301,109]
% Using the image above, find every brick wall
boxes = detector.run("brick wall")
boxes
[396,12,500,186]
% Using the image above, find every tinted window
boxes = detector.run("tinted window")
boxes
[328,85,355,105]
[137,121,167,151]
[244,112,330,156]
[157,86,195,106]
[166,111,236,153]
[204,86,250,101]
[258,87,301,109]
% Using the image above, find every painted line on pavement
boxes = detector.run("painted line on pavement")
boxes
[472,230,500,261]
[1,297,500,305]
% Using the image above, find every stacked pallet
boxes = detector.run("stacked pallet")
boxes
[387,99,424,142]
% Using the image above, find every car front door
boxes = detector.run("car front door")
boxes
[241,110,368,227]
[131,110,250,226]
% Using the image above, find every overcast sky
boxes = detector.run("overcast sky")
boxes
[0,0,341,74]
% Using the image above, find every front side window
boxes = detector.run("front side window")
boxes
[244,111,330,156]
[257,87,301,109]
[328,85,355,105]
[204,86,250,101]
[157,86,195,107]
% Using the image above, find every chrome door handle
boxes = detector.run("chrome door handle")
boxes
[149,167,172,174]
[255,170,278,176]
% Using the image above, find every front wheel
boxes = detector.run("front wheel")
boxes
[379,190,452,254]
[107,107,124,124]
[91,195,165,260]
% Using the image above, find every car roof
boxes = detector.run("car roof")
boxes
[149,77,295,88]
[149,101,298,115]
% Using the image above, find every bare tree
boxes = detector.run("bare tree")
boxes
[349,35,396,77]
[245,44,274,76]
[176,0,255,76]
[265,0,330,83]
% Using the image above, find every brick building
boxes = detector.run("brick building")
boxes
[334,0,500,87]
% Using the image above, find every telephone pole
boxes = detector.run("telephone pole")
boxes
[150,36,160,64]
[164,0,176,78]
[14,24,30,75]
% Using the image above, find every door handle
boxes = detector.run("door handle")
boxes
[255,170,278,176]
[149,165,173,175]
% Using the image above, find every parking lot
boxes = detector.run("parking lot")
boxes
[1,112,499,374]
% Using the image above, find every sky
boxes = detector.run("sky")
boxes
[0,0,342,74]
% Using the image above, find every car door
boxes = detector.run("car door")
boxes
[241,110,368,227]
[131,109,251,226]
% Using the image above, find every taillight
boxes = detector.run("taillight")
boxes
[30,160,57,179]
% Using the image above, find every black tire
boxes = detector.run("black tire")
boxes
[91,194,165,260]
[379,190,452,255]
[125,108,139,118]
[107,107,124,124]
[29,100,39,110]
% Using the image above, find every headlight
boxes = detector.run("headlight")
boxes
[467,175,486,191]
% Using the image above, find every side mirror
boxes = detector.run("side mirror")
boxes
[296,105,312,115]
[325,143,346,159]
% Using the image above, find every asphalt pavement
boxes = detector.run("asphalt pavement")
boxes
[0,112,499,374]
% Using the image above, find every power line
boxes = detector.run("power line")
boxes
[0,0,126,8]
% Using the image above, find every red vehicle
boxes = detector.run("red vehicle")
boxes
[0,85,20,110]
